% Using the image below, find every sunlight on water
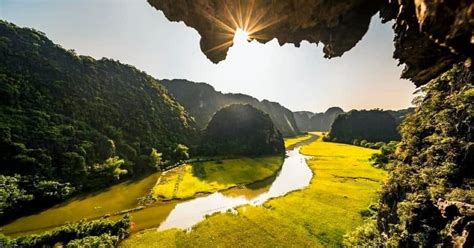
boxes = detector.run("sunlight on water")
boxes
[2,147,313,236]
[157,147,312,230]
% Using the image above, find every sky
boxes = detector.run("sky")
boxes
[1,0,416,113]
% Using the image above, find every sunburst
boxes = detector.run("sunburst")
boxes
[200,0,285,54]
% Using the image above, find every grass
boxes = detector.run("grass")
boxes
[120,133,387,247]
[152,156,284,200]
[284,133,313,149]
[1,172,160,237]
[1,153,283,237]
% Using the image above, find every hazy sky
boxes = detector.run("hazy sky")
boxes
[1,0,415,112]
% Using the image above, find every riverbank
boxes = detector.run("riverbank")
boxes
[120,133,387,247]
[152,134,317,201]
[0,172,160,237]
[1,134,315,238]
[152,156,284,201]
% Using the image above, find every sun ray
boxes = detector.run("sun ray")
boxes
[243,0,255,31]
[198,0,286,55]
[224,4,240,30]
[205,40,235,53]
[237,0,244,29]
[246,9,268,34]
[248,16,286,36]
[202,11,235,34]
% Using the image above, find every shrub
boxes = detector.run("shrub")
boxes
[343,219,384,247]
[66,233,118,248]
[11,215,130,247]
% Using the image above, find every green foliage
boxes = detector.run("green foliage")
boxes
[173,144,189,162]
[34,180,75,200]
[369,141,398,169]
[161,79,301,137]
[8,215,130,248]
[153,156,283,200]
[328,109,401,144]
[149,148,163,170]
[200,104,285,156]
[122,135,387,247]
[343,219,384,247]
[0,175,33,215]
[66,233,118,248]
[363,65,473,246]
[0,21,196,222]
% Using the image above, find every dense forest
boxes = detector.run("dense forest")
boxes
[161,79,300,137]
[346,65,473,247]
[326,109,403,144]
[293,107,344,132]
[0,21,196,222]
[200,104,284,156]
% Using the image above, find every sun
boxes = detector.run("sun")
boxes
[233,28,250,44]
[202,1,284,54]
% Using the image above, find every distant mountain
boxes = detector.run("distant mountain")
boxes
[161,79,301,137]
[0,21,195,221]
[200,104,284,156]
[293,107,344,131]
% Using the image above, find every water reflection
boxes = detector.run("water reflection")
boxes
[155,147,312,230]
[2,147,313,236]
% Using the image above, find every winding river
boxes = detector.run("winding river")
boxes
[157,147,312,231]
[1,144,313,236]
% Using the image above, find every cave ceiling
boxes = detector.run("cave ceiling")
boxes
[148,0,473,86]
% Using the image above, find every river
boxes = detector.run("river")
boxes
[1,144,313,236]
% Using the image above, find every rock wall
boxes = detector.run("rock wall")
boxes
[147,0,473,86]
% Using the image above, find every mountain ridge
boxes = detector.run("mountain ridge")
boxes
[0,21,196,221]
[161,79,301,137]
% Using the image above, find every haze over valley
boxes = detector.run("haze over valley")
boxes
[0,1,472,247]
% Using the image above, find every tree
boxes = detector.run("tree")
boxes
[149,148,163,170]
[0,175,33,215]
[173,144,189,162]
[348,65,474,246]
[369,141,397,169]
[328,109,401,143]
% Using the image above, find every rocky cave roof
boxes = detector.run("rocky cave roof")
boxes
[148,0,473,86]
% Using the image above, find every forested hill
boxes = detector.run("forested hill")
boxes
[161,79,300,137]
[200,104,284,156]
[0,21,195,221]
[327,109,402,144]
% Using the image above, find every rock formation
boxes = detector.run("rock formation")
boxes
[147,0,473,86]
[293,107,344,132]
[437,199,474,248]
[161,79,300,137]
[200,104,285,156]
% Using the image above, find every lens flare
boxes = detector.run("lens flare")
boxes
[202,0,284,54]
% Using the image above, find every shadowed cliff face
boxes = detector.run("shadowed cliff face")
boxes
[382,0,474,86]
[148,0,383,62]
[147,0,473,86]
